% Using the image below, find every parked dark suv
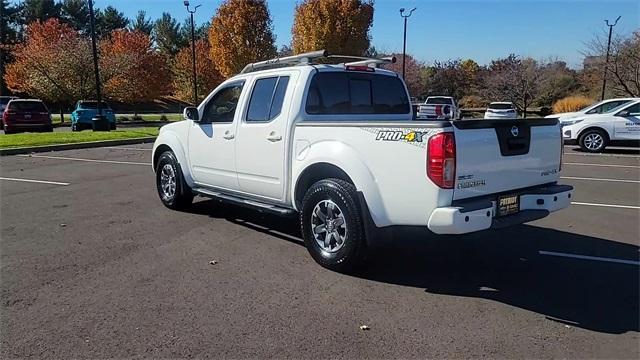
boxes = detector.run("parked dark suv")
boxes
[2,99,53,134]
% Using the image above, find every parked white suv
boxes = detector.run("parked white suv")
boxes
[152,51,573,271]
[546,97,638,123]
[484,102,517,119]
[562,100,640,152]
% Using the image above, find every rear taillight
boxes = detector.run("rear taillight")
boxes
[345,65,375,72]
[559,126,564,171]
[427,132,456,189]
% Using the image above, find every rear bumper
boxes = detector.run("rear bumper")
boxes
[427,184,574,234]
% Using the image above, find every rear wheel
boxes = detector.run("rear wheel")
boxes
[300,178,366,272]
[579,129,607,153]
[110,122,116,130]
[155,151,193,210]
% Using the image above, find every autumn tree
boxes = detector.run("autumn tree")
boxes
[209,0,276,77]
[4,19,95,104]
[1,0,22,94]
[292,0,373,56]
[100,30,170,103]
[173,40,223,104]
[484,55,542,117]
[382,53,426,97]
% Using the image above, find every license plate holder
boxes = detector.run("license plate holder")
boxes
[497,194,520,217]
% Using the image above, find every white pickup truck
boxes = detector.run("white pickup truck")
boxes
[152,51,573,271]
[417,96,460,120]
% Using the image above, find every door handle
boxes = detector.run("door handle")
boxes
[223,131,235,140]
[267,131,282,142]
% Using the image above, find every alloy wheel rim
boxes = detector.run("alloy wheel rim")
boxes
[160,163,177,201]
[584,133,603,150]
[311,200,348,253]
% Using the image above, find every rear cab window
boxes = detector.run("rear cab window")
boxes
[8,101,48,112]
[305,71,410,117]
[79,101,111,110]
[426,97,453,105]
[489,103,514,110]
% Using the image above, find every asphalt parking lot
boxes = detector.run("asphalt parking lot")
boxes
[1,144,638,359]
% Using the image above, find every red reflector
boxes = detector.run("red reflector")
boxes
[434,105,442,116]
[345,65,375,72]
[427,132,456,189]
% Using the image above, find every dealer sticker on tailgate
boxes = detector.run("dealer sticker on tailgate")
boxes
[498,194,520,217]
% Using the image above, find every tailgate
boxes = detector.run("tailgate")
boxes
[452,119,562,200]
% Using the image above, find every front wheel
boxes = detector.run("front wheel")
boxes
[155,151,194,210]
[579,129,608,153]
[300,178,366,272]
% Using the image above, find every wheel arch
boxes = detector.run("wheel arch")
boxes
[293,162,354,210]
[152,132,194,187]
[577,126,611,141]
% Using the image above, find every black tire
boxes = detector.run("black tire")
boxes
[579,129,608,153]
[155,151,194,210]
[72,123,80,131]
[300,178,366,272]
[44,125,53,132]
[110,123,116,130]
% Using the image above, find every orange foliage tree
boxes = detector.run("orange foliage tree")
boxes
[4,18,95,103]
[173,40,223,104]
[292,0,374,56]
[100,30,171,102]
[208,0,276,77]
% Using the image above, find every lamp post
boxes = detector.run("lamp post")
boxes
[88,0,106,130]
[399,7,416,80]
[184,1,201,106]
[600,15,621,101]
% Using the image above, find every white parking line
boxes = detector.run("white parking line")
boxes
[564,162,639,169]
[539,251,640,266]
[0,177,70,186]
[18,154,149,166]
[564,152,640,158]
[560,176,640,184]
[571,201,640,210]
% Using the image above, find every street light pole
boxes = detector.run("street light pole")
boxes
[184,1,201,106]
[600,15,621,101]
[399,7,416,80]
[88,0,102,117]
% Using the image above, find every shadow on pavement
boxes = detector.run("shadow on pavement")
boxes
[567,146,640,155]
[188,199,639,335]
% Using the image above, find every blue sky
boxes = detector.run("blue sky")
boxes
[25,0,640,67]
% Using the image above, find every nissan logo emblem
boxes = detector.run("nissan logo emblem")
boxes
[511,126,519,137]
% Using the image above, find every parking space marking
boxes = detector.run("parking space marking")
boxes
[560,176,640,184]
[571,201,640,210]
[563,152,640,159]
[0,177,70,186]
[538,250,640,266]
[564,162,639,169]
[18,154,149,166]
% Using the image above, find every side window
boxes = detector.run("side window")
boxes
[202,82,244,123]
[623,104,640,116]
[246,76,290,122]
[602,101,625,113]
[586,104,604,114]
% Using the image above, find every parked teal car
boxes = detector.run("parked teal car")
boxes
[71,100,116,131]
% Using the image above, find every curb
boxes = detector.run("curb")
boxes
[53,121,171,128]
[0,137,156,156]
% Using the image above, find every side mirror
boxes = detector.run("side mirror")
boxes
[616,110,630,117]
[183,107,200,121]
